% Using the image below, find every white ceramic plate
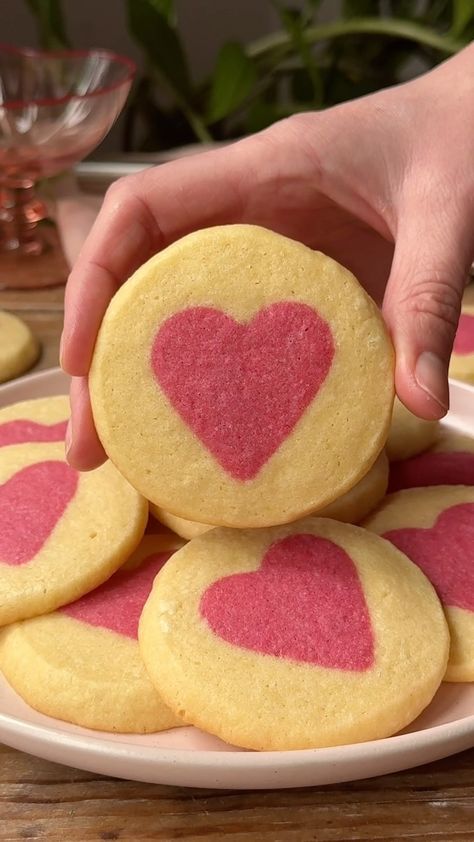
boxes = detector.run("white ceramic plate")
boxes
[0,368,474,789]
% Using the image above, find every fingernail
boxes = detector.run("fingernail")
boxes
[65,420,72,458]
[415,351,449,412]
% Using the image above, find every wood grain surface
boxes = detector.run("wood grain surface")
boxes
[1,280,474,842]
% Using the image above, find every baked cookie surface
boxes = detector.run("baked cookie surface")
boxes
[0,534,182,732]
[139,517,448,750]
[90,225,394,527]
[0,442,147,625]
[366,485,474,682]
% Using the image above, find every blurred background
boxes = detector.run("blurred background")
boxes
[2,0,473,157]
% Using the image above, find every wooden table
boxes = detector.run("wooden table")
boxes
[1,284,474,841]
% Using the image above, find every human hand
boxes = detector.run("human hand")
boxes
[61,44,474,470]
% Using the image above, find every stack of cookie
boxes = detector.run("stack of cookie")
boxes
[0,225,472,752]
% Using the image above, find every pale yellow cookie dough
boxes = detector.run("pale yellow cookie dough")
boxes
[365,486,474,682]
[0,395,69,426]
[386,397,438,462]
[0,311,40,383]
[139,517,448,751]
[151,451,389,537]
[149,504,212,540]
[0,535,183,733]
[0,443,148,626]
[90,225,394,528]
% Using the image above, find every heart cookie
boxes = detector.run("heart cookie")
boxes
[0,442,147,625]
[449,306,474,385]
[0,311,40,384]
[139,517,448,750]
[386,397,439,462]
[0,534,183,733]
[90,225,394,528]
[389,428,474,493]
[365,485,474,682]
[0,396,69,449]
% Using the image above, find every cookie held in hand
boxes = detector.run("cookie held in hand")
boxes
[90,224,394,527]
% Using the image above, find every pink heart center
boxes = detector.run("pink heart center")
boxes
[389,451,474,493]
[200,534,374,671]
[384,503,474,612]
[453,314,474,355]
[151,302,334,480]
[62,552,172,638]
[0,461,78,566]
[0,419,67,447]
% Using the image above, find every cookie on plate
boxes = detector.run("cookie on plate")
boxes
[0,442,147,625]
[151,451,390,537]
[90,224,394,528]
[365,486,474,682]
[449,306,474,384]
[149,505,212,540]
[139,517,448,750]
[0,396,69,448]
[386,397,438,462]
[389,427,474,493]
[0,311,40,384]
[0,534,183,733]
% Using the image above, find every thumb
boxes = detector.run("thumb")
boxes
[383,203,472,419]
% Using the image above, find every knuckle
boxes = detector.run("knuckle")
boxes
[399,274,462,335]
[103,175,135,208]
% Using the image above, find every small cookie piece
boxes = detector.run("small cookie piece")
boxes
[0,311,40,383]
[449,306,474,384]
[386,397,438,462]
[0,442,148,626]
[389,427,474,493]
[149,505,212,540]
[0,396,69,448]
[365,486,474,682]
[90,225,394,528]
[0,535,183,733]
[139,517,448,750]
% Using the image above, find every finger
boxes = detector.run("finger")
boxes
[60,137,264,377]
[383,197,473,419]
[66,376,107,471]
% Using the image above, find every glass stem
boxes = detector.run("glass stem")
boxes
[0,178,48,256]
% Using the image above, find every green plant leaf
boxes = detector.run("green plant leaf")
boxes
[127,0,192,99]
[144,0,175,24]
[24,0,70,49]
[206,42,257,123]
[450,0,474,37]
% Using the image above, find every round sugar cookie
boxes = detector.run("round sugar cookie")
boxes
[90,224,394,528]
[449,306,474,385]
[139,518,448,751]
[0,534,183,733]
[149,504,212,540]
[0,311,40,383]
[365,486,474,682]
[151,450,390,537]
[0,396,69,448]
[386,397,438,462]
[389,428,474,493]
[0,442,148,626]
